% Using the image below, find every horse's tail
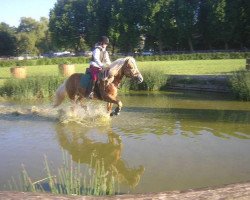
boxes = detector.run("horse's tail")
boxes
[53,80,67,107]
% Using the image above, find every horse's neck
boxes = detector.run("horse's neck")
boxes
[109,58,125,76]
[113,72,124,86]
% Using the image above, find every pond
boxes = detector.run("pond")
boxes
[0,91,250,194]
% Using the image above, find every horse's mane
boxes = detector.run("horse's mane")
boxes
[107,56,135,76]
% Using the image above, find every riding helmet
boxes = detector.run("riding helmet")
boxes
[100,36,109,44]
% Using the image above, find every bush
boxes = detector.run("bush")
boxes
[120,69,167,91]
[229,71,250,101]
[0,76,65,99]
[0,52,249,68]
[0,57,90,68]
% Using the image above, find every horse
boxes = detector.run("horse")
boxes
[53,56,143,116]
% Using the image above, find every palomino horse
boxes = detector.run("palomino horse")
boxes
[53,56,143,116]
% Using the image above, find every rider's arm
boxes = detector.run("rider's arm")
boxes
[104,51,111,65]
[92,48,104,68]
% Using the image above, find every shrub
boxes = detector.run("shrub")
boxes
[1,52,249,68]
[229,71,250,101]
[120,69,168,91]
[0,76,65,99]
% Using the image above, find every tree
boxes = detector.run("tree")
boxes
[47,0,249,53]
[173,0,200,51]
[16,17,51,55]
[49,0,90,52]
[145,0,177,53]
[0,23,17,56]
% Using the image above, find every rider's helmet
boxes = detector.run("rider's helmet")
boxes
[100,36,109,45]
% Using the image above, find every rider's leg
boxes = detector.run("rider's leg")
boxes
[89,79,96,99]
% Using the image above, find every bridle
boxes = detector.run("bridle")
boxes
[122,58,139,78]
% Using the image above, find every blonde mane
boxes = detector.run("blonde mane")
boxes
[107,56,135,76]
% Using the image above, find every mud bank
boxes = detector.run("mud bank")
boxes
[1,181,250,200]
[167,75,230,92]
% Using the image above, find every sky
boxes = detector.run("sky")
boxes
[0,0,57,27]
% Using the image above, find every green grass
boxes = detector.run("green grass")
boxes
[6,151,119,196]
[0,76,64,99]
[137,59,245,75]
[0,64,88,86]
[0,59,245,86]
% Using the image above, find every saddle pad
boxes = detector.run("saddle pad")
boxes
[80,73,91,89]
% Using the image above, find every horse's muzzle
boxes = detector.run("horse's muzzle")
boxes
[136,74,143,83]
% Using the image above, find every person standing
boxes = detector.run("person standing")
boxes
[88,36,111,98]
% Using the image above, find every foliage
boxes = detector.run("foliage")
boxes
[0,23,17,56]
[1,0,250,55]
[229,71,250,101]
[0,76,65,99]
[0,52,249,68]
[120,69,167,91]
[48,0,250,53]
[6,151,118,196]
[122,69,167,91]
[0,57,90,67]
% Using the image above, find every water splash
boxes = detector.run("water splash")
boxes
[57,102,110,126]
[0,102,110,126]
[0,104,58,121]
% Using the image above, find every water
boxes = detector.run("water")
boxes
[0,91,250,194]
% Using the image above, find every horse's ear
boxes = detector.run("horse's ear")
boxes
[124,58,130,66]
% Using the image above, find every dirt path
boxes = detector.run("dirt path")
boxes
[1,181,250,200]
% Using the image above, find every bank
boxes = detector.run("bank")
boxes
[166,75,231,93]
[1,181,250,199]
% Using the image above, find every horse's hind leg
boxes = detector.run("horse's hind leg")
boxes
[69,96,79,116]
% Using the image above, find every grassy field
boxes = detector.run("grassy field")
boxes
[0,59,246,86]
[139,59,245,75]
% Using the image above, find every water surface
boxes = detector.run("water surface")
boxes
[0,91,249,194]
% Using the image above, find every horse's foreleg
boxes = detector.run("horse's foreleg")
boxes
[102,95,122,116]
[100,82,122,116]
[110,100,122,116]
[107,103,113,113]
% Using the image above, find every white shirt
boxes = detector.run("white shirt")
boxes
[90,45,111,69]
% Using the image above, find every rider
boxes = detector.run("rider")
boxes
[88,36,111,99]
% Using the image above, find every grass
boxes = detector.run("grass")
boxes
[0,64,88,85]
[0,59,249,101]
[0,59,245,86]
[138,59,245,75]
[0,76,64,99]
[6,151,119,196]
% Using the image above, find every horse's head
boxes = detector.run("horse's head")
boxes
[123,57,143,83]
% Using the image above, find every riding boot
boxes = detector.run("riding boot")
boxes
[89,80,96,99]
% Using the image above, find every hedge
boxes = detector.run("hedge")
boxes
[0,52,250,68]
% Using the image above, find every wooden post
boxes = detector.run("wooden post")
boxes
[58,64,75,77]
[10,67,27,79]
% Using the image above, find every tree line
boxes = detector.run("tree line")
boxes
[1,0,250,56]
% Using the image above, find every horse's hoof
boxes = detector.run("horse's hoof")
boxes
[110,111,120,116]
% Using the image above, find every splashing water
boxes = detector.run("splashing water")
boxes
[57,102,111,126]
[0,101,110,127]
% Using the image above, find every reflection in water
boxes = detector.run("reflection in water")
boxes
[55,123,145,189]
